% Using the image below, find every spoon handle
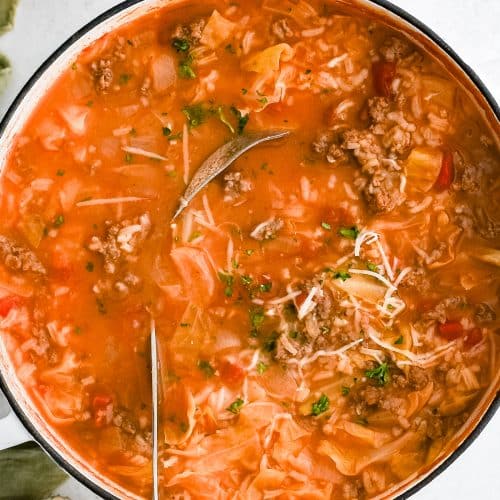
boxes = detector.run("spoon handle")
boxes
[172,130,290,221]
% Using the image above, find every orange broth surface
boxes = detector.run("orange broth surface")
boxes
[0,1,499,498]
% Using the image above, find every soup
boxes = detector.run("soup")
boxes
[0,0,499,498]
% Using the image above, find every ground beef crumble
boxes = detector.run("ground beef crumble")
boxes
[223,172,252,202]
[88,213,151,274]
[0,235,46,274]
[172,18,206,44]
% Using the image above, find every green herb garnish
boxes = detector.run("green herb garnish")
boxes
[341,386,350,396]
[218,271,234,297]
[85,261,94,272]
[162,126,172,136]
[338,226,359,240]
[321,221,332,231]
[256,361,268,374]
[259,282,272,293]
[365,362,390,386]
[183,103,206,128]
[125,152,133,163]
[53,215,64,228]
[262,331,279,352]
[311,394,330,416]
[230,106,249,134]
[334,270,351,281]
[119,73,132,85]
[197,359,215,378]
[227,397,244,414]
[249,306,265,332]
[179,55,196,79]
[216,106,235,134]
[394,335,404,345]
[56,169,65,176]
[366,261,378,272]
[240,275,253,286]
[241,88,248,95]
[172,37,190,52]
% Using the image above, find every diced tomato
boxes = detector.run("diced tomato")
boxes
[372,61,396,97]
[92,394,112,410]
[0,295,21,317]
[219,361,245,386]
[464,327,482,349]
[437,320,463,340]
[434,150,454,191]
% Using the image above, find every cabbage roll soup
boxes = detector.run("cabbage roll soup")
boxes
[1,0,499,498]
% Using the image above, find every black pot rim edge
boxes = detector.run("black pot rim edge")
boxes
[0,1,498,499]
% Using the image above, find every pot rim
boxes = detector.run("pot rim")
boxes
[0,1,498,499]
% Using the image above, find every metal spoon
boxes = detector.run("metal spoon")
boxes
[151,321,159,500]
[172,130,290,221]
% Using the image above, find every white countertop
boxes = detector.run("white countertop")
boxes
[0,1,498,499]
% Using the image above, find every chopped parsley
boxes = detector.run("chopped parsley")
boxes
[321,221,332,231]
[334,270,351,281]
[249,306,265,333]
[171,37,190,52]
[311,394,330,416]
[180,322,190,327]
[366,261,378,272]
[216,106,235,134]
[85,261,94,272]
[245,249,254,256]
[74,326,82,335]
[304,68,312,74]
[178,55,196,79]
[56,169,65,176]
[197,359,215,378]
[119,73,132,85]
[225,43,236,54]
[183,103,206,128]
[256,361,268,374]
[257,96,268,105]
[240,275,253,286]
[227,397,244,414]
[53,215,64,228]
[86,100,93,107]
[394,335,404,345]
[231,259,239,269]
[259,282,272,293]
[162,126,172,136]
[262,331,279,352]
[341,386,350,396]
[241,88,248,95]
[338,226,360,240]
[124,152,133,163]
[230,106,249,134]
[218,271,234,297]
[365,362,390,386]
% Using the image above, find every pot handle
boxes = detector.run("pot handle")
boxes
[0,409,32,450]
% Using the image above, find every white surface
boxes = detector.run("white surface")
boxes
[0,1,498,499]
